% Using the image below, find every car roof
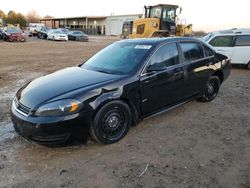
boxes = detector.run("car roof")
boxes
[118,37,202,46]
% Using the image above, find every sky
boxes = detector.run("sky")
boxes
[0,0,250,32]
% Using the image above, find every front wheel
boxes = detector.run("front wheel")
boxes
[198,76,220,102]
[90,100,132,144]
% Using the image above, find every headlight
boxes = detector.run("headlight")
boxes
[34,99,83,117]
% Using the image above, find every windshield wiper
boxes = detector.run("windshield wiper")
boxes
[95,69,114,74]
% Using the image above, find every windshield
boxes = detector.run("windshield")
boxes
[82,42,152,75]
[7,28,22,33]
[54,30,64,34]
[150,6,162,18]
[74,31,83,35]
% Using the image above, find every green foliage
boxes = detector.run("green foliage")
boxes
[0,10,5,18]
[17,13,27,27]
[0,10,27,28]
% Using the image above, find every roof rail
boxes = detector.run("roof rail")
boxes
[218,28,250,34]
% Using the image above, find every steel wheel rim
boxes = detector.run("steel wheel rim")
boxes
[101,109,126,139]
[204,80,218,99]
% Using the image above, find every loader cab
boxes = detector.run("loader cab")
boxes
[144,4,179,35]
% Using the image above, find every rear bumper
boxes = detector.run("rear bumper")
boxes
[11,105,92,145]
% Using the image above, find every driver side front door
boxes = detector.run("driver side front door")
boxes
[140,42,186,115]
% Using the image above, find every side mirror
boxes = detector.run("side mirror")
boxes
[77,63,83,67]
[77,61,86,67]
[146,63,166,72]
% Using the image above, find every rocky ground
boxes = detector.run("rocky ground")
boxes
[0,36,249,188]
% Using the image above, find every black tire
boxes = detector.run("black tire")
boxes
[53,36,55,41]
[198,76,220,102]
[90,100,132,144]
[247,61,250,70]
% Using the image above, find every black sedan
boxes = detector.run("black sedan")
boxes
[37,26,51,39]
[11,38,231,145]
[67,30,89,41]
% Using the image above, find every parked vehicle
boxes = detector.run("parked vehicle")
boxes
[67,30,89,41]
[11,37,230,145]
[47,29,68,41]
[59,28,70,34]
[0,29,4,40]
[202,28,250,69]
[37,26,51,39]
[29,23,45,37]
[2,27,26,42]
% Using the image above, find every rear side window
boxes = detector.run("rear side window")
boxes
[234,35,250,46]
[180,42,204,61]
[209,36,234,47]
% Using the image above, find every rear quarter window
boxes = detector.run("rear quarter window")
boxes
[180,42,204,62]
[209,36,234,47]
[234,35,250,46]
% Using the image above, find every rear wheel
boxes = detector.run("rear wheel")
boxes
[198,76,220,102]
[90,100,132,144]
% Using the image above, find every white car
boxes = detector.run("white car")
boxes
[47,29,68,41]
[201,28,250,69]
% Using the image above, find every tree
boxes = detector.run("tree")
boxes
[3,10,27,28]
[26,10,41,23]
[6,10,18,25]
[0,10,5,26]
[43,15,54,19]
[193,30,207,36]
[0,10,5,18]
[16,13,27,27]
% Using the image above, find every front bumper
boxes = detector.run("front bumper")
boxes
[55,36,68,41]
[8,36,25,42]
[11,104,92,145]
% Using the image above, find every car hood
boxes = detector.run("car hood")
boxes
[9,32,22,36]
[16,67,121,109]
[55,33,67,36]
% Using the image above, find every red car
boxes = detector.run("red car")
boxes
[3,27,26,42]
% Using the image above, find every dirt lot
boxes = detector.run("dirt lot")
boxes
[0,37,250,188]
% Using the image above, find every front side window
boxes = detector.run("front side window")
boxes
[209,36,234,47]
[150,7,162,18]
[203,45,214,57]
[234,35,250,46]
[147,43,179,68]
[180,42,204,61]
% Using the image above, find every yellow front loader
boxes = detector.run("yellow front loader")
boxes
[121,4,192,39]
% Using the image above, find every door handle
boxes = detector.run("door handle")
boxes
[174,70,184,76]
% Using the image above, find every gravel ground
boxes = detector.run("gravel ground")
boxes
[0,36,249,188]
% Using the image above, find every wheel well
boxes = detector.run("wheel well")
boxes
[120,98,139,126]
[213,70,224,84]
[93,98,140,126]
